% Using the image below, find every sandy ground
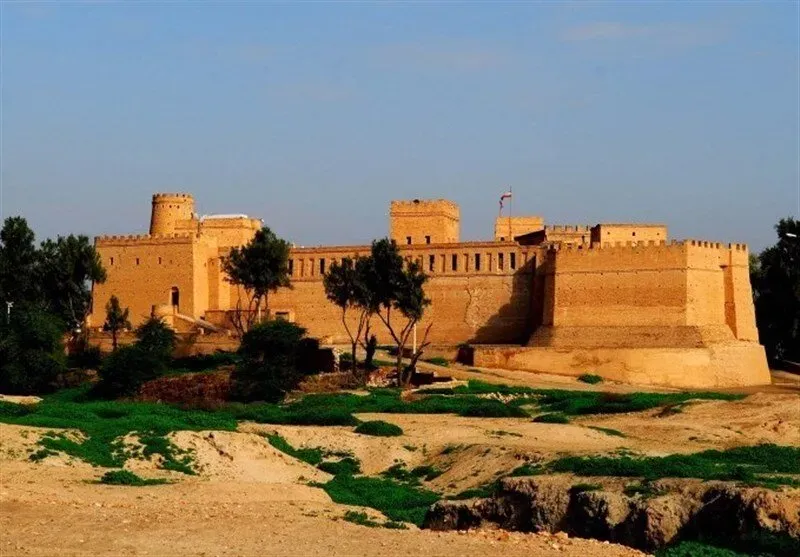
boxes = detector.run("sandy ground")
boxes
[0,425,644,557]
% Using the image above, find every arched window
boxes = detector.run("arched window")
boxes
[170,287,180,309]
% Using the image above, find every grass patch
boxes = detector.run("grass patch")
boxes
[382,463,443,484]
[319,474,440,527]
[587,426,626,438]
[578,374,603,385]
[265,433,323,466]
[98,469,169,486]
[533,412,570,424]
[342,510,379,528]
[656,542,749,557]
[508,463,545,477]
[422,357,449,367]
[354,420,403,437]
[448,484,497,500]
[570,482,602,494]
[623,481,663,498]
[319,457,362,476]
[550,444,800,485]
[28,448,58,461]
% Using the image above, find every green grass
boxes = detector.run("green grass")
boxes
[319,474,440,527]
[422,357,449,367]
[656,542,750,557]
[587,426,626,438]
[508,463,545,477]
[265,433,323,466]
[98,469,169,486]
[318,457,362,476]
[28,448,58,461]
[381,464,443,484]
[533,412,570,424]
[342,510,380,527]
[623,481,663,498]
[448,484,496,500]
[354,420,404,437]
[550,444,800,485]
[569,482,602,494]
[578,374,603,384]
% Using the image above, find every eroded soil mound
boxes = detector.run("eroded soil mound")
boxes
[425,475,800,554]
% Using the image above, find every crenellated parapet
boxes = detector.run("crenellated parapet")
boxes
[95,232,197,245]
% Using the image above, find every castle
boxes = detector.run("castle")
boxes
[89,193,770,389]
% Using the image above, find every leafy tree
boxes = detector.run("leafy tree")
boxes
[222,226,291,336]
[323,257,378,378]
[0,305,66,394]
[134,316,177,361]
[103,295,131,351]
[365,239,431,386]
[751,217,799,363]
[39,235,106,331]
[95,344,164,398]
[231,320,320,402]
[0,217,40,305]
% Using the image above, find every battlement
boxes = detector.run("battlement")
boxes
[544,224,592,233]
[548,238,744,256]
[96,232,197,245]
[390,198,460,217]
[153,192,193,201]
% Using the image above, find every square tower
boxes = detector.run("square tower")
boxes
[389,199,460,245]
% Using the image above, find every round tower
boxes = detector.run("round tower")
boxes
[149,193,195,235]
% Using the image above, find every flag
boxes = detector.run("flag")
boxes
[499,190,512,209]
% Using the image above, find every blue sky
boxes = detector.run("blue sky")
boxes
[1,1,798,251]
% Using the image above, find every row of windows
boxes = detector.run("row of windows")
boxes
[288,252,520,278]
[405,236,432,245]
[108,256,171,266]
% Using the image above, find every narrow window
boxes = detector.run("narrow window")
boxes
[406,236,412,245]
[498,253,504,270]
[451,254,458,271]
[632,231,636,236]
[288,259,294,275]
[110,257,114,266]
[158,257,162,264]
[136,257,140,266]
[171,287,180,309]
[500,237,505,241]
[475,253,481,271]
[425,235,431,244]
[320,258,326,275]
[510,253,516,270]
[428,255,435,272]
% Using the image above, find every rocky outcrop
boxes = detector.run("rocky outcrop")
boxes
[424,476,800,555]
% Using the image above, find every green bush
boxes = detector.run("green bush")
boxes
[169,351,239,373]
[0,305,66,395]
[319,474,440,527]
[67,337,103,370]
[265,433,323,466]
[99,469,168,486]
[134,317,177,360]
[381,463,442,484]
[656,542,748,557]
[578,374,603,384]
[533,412,570,424]
[342,510,379,527]
[231,320,320,402]
[318,457,361,476]
[354,420,403,437]
[95,345,165,398]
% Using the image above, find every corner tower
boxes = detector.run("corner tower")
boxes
[149,193,195,235]
[389,199,460,245]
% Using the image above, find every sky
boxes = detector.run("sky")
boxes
[1,1,798,252]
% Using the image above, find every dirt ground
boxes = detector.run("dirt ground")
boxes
[1,370,798,557]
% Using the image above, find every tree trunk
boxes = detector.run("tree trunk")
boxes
[111,328,118,351]
[351,340,358,377]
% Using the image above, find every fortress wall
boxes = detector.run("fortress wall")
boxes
[494,216,545,241]
[199,218,261,248]
[548,243,689,327]
[390,199,460,245]
[594,223,668,245]
[684,242,727,326]
[267,270,534,345]
[723,243,759,341]
[91,235,200,327]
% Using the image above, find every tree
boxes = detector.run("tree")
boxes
[222,226,291,336]
[366,239,431,386]
[103,295,131,351]
[96,344,164,399]
[0,304,66,394]
[134,316,176,361]
[0,217,40,306]
[231,320,320,402]
[39,234,106,332]
[323,257,378,378]
[751,217,799,363]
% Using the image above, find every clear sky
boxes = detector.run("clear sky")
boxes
[1,1,798,252]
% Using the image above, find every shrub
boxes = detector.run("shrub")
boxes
[134,317,176,361]
[343,510,379,527]
[382,463,442,483]
[169,351,239,372]
[96,345,165,398]
[354,420,403,437]
[99,469,168,486]
[656,542,748,557]
[67,337,103,369]
[578,374,603,384]
[264,433,323,466]
[231,320,321,402]
[533,412,570,424]
[319,457,361,476]
[0,305,66,394]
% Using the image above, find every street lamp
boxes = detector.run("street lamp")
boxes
[5,301,13,324]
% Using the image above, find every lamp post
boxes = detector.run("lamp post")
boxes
[5,301,13,324]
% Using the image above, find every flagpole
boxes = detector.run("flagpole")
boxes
[508,186,512,241]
